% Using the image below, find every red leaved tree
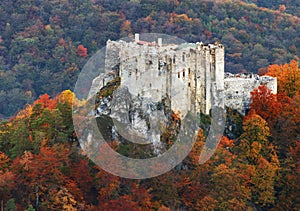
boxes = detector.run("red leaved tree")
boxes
[77,45,88,58]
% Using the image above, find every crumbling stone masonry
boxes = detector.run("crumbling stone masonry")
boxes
[94,34,277,116]
[224,72,277,114]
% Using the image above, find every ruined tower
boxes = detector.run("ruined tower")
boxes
[104,34,225,117]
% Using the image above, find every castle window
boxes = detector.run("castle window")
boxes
[178,72,180,78]
[188,82,191,87]
[182,54,185,62]
[183,70,185,78]
[173,56,176,64]
[129,70,132,76]
[188,68,191,75]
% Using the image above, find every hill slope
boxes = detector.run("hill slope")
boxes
[0,0,299,117]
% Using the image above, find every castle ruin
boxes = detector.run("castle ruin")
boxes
[93,34,277,116]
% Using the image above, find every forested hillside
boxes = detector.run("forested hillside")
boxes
[0,0,300,209]
[0,61,299,210]
[0,0,300,117]
[244,0,300,16]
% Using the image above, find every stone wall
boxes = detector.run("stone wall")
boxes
[224,73,277,114]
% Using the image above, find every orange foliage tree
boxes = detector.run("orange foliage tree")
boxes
[237,111,280,208]
[238,111,274,163]
[250,85,281,124]
[210,163,251,210]
[34,94,57,110]
[266,60,300,97]
[0,152,15,204]
[77,45,88,58]
[10,146,71,208]
[251,83,300,154]
[120,20,132,37]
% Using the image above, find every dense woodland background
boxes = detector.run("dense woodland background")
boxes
[0,0,299,210]
[0,0,300,117]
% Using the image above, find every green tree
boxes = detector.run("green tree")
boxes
[25,205,35,211]
[9,121,32,159]
[4,198,17,211]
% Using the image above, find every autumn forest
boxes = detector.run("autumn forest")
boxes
[0,0,300,210]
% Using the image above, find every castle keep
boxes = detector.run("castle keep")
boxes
[94,34,277,116]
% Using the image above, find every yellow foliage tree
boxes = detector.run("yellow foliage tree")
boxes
[56,90,75,105]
